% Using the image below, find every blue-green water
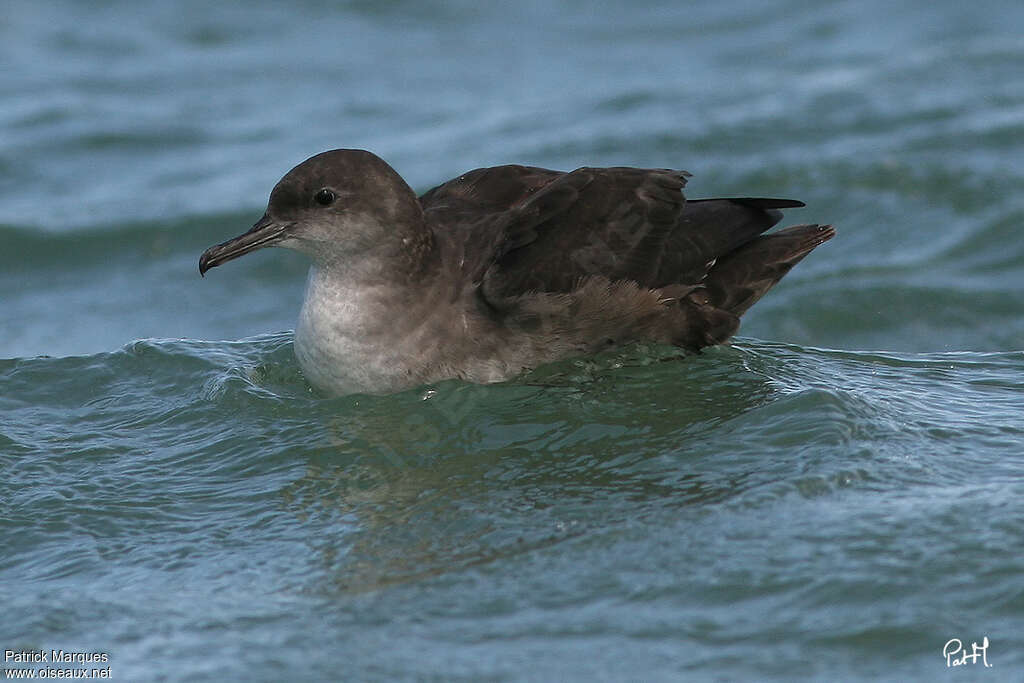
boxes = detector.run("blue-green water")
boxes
[2,1,1023,680]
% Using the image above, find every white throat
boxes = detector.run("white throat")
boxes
[293,264,404,395]
[291,254,514,396]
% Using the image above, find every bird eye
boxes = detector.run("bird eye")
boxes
[314,188,336,206]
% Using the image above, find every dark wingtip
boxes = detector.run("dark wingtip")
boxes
[687,197,805,209]
[732,198,805,209]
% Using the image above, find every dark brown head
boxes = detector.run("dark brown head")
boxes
[199,149,426,275]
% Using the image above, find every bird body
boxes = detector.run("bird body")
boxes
[200,149,834,395]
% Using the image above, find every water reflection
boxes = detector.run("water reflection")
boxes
[280,344,782,592]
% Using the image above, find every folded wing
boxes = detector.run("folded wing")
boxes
[419,164,831,330]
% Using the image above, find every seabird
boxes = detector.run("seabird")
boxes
[199,149,834,396]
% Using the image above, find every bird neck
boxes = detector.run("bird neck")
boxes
[296,226,448,336]
[292,239,455,395]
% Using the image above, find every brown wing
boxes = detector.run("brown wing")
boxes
[418,164,565,283]
[419,163,819,314]
[466,166,805,302]
[418,164,564,219]
[481,166,692,298]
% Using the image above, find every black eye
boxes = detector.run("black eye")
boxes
[314,188,336,206]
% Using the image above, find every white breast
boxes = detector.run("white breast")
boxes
[293,267,410,395]
[292,261,540,395]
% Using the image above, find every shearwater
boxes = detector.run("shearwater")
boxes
[199,149,834,396]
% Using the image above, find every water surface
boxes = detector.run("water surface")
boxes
[2,0,1023,680]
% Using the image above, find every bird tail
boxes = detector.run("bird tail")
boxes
[702,224,835,318]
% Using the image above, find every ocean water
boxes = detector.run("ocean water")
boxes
[2,0,1023,680]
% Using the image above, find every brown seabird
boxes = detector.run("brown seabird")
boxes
[199,149,834,395]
